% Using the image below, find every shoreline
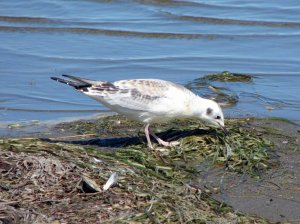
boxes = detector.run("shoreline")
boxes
[0,115,299,223]
[1,112,299,138]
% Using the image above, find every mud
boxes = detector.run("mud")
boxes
[195,118,300,223]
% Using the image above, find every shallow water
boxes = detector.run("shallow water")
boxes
[1,0,300,125]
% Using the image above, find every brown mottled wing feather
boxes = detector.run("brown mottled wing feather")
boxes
[84,79,188,112]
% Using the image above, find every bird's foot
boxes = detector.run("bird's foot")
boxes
[147,143,154,150]
[169,141,180,147]
[147,140,179,149]
[157,139,180,147]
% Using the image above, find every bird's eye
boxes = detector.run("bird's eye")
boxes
[215,115,221,120]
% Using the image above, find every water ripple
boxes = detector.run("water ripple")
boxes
[0,107,108,113]
[1,25,300,39]
[0,92,93,107]
[2,14,300,28]
[0,15,54,23]
[164,12,300,27]
[0,25,229,39]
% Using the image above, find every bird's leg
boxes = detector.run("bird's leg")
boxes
[148,128,180,147]
[144,123,153,149]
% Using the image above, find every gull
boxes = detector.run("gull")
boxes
[51,75,226,149]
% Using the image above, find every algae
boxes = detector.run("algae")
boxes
[258,116,298,125]
[55,115,271,176]
[200,71,253,83]
[185,71,255,108]
[7,120,41,129]
[0,116,268,223]
[0,115,273,223]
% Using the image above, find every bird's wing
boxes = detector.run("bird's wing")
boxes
[51,75,194,115]
[85,79,190,112]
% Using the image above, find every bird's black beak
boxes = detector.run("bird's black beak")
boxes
[217,122,228,136]
[221,125,229,136]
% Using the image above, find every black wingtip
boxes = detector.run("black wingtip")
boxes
[50,76,91,90]
[61,74,88,83]
[51,77,59,81]
[50,76,71,85]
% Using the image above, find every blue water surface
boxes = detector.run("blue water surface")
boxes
[0,0,299,125]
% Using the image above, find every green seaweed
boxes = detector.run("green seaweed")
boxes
[55,115,272,176]
[0,115,276,223]
[185,71,252,108]
[201,71,253,82]
[259,117,297,125]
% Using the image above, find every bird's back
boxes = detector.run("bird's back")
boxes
[84,79,197,123]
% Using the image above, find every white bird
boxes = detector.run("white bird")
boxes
[51,75,226,149]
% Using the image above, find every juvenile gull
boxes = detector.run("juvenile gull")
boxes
[51,75,225,149]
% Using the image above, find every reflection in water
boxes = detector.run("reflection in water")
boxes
[0,0,299,124]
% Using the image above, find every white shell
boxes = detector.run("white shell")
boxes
[103,172,119,191]
[225,143,232,159]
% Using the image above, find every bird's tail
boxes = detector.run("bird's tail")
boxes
[51,74,92,91]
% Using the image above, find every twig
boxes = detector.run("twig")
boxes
[48,134,97,140]
[0,200,21,205]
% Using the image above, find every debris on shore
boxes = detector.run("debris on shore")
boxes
[0,114,278,223]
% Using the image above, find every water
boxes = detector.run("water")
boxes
[1,0,300,125]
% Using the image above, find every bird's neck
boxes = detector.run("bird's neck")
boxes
[188,96,209,118]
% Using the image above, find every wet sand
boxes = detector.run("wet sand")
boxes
[195,118,300,223]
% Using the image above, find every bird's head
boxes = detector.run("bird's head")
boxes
[200,99,226,133]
